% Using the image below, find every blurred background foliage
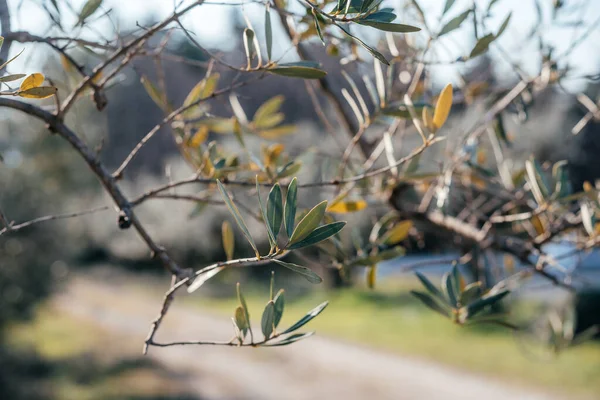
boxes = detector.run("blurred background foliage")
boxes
[1,0,600,398]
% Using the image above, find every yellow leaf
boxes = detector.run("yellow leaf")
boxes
[504,254,515,274]
[20,73,45,91]
[189,126,209,148]
[381,220,413,245]
[476,148,487,165]
[183,73,220,108]
[531,215,545,236]
[222,220,235,261]
[141,75,166,110]
[367,265,377,289]
[422,106,435,131]
[254,95,284,126]
[433,83,453,130]
[257,124,295,140]
[18,86,57,99]
[263,143,285,166]
[327,199,368,214]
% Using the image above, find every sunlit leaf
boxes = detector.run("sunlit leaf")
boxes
[217,180,259,257]
[222,220,235,261]
[18,86,57,99]
[140,75,166,110]
[272,259,322,284]
[257,125,296,139]
[243,28,255,68]
[189,126,209,148]
[183,73,220,108]
[187,266,225,293]
[433,83,453,130]
[381,220,413,245]
[264,332,314,346]
[254,95,284,127]
[234,305,249,339]
[288,200,327,245]
[20,73,45,91]
[367,265,377,289]
[287,221,346,250]
[282,301,328,334]
[327,200,367,214]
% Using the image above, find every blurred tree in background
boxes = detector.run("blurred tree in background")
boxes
[1,0,600,397]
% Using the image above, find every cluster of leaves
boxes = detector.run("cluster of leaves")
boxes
[0,38,57,99]
[411,264,515,328]
[187,177,346,293]
[231,275,328,346]
[306,0,421,65]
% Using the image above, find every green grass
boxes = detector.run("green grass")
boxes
[190,281,600,398]
[8,306,199,400]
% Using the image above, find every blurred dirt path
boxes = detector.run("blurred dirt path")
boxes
[55,273,565,400]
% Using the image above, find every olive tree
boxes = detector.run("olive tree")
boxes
[0,0,599,354]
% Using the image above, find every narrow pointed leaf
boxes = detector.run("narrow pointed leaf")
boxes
[438,9,471,36]
[327,200,367,214]
[364,12,396,23]
[442,0,457,15]
[433,83,453,129]
[272,259,322,284]
[222,221,235,261]
[256,178,277,248]
[217,180,259,257]
[443,271,458,307]
[466,290,509,318]
[261,300,275,339]
[459,281,482,305]
[254,95,284,127]
[415,271,446,302]
[469,33,496,58]
[237,282,251,329]
[284,177,298,238]
[0,48,25,70]
[337,25,389,65]
[282,301,328,334]
[411,290,450,318]
[265,6,273,60]
[76,0,102,26]
[0,73,25,82]
[381,220,413,245]
[312,9,325,45]
[496,12,512,39]
[18,86,57,99]
[357,21,421,33]
[268,65,327,79]
[187,266,225,293]
[273,289,285,328]
[288,200,328,245]
[287,221,346,250]
[141,76,165,110]
[234,305,249,338]
[264,332,315,346]
[267,184,283,240]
